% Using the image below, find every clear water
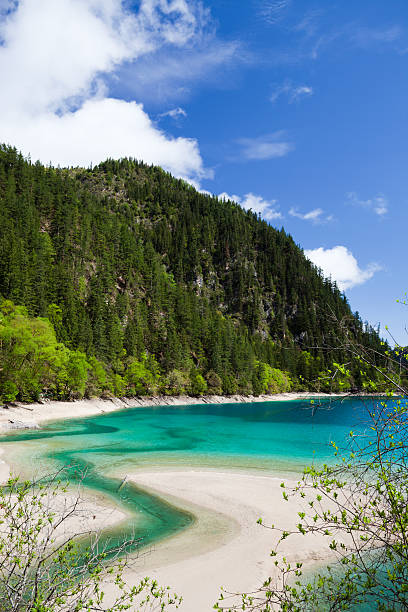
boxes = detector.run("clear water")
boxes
[0,396,401,607]
[0,397,379,549]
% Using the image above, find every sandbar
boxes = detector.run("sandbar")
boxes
[113,469,340,611]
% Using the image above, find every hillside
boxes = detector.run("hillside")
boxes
[0,145,386,402]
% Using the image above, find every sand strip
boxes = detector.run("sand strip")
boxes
[115,469,339,612]
[0,451,339,611]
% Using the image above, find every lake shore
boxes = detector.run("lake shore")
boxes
[0,393,362,612]
[0,455,339,611]
[0,394,354,611]
[0,391,348,432]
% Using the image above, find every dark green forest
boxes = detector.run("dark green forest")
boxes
[0,145,391,402]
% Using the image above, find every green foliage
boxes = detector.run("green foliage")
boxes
[164,370,189,395]
[255,362,292,394]
[57,350,89,399]
[0,300,94,401]
[0,145,389,401]
[205,370,223,395]
[0,473,181,611]
[0,380,18,402]
[220,372,239,395]
[124,353,160,396]
[86,356,111,397]
[0,300,70,401]
[189,370,208,396]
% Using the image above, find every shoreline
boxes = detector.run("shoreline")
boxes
[0,457,340,611]
[112,469,342,611]
[0,393,369,610]
[0,391,350,432]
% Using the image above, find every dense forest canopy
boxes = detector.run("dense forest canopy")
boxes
[0,145,390,401]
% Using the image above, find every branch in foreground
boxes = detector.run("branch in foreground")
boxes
[0,471,181,611]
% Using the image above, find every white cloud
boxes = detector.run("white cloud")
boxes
[0,0,17,16]
[285,14,404,64]
[309,24,403,61]
[219,192,282,221]
[236,132,293,160]
[351,25,402,47]
[373,196,388,216]
[289,207,333,223]
[259,0,292,25]
[293,10,322,37]
[158,107,187,119]
[270,81,314,103]
[198,188,213,196]
[0,0,219,181]
[304,246,382,291]
[292,85,313,100]
[346,192,389,216]
[4,98,204,178]
[289,207,323,221]
[117,39,241,103]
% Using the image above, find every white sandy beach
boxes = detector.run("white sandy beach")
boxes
[0,450,127,538]
[0,391,347,432]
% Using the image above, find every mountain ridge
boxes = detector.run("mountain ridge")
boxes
[0,144,386,401]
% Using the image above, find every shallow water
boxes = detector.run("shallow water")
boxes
[2,396,405,609]
[0,396,384,554]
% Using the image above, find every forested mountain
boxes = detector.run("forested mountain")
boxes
[0,145,387,401]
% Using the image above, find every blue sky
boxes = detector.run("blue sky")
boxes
[0,0,407,343]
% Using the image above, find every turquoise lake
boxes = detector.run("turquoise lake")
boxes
[1,396,405,610]
[0,396,384,555]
